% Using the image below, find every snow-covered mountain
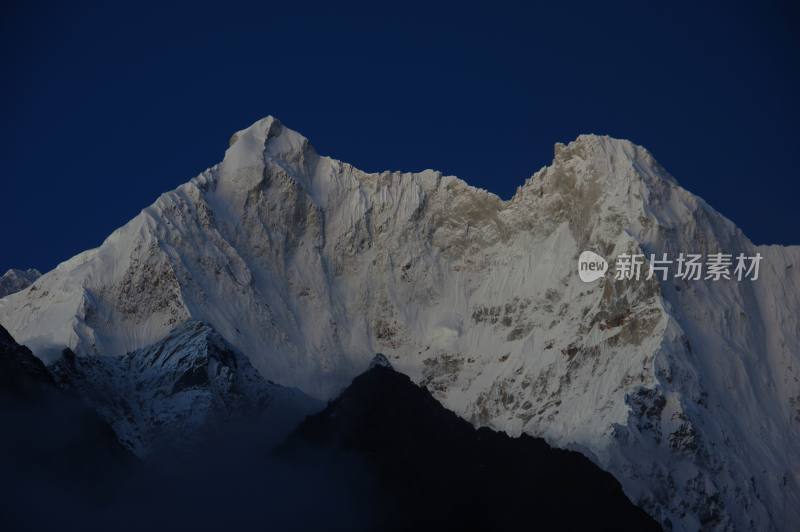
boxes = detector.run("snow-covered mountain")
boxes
[51,320,321,457]
[0,268,40,298]
[1,116,798,530]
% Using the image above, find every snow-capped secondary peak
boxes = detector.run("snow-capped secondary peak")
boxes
[517,133,677,209]
[51,320,321,457]
[369,353,393,370]
[0,268,41,298]
[1,117,798,531]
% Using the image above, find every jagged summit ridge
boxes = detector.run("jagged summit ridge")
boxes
[0,117,798,531]
[226,118,674,205]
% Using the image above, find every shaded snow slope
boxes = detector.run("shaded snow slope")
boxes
[1,117,798,530]
[50,320,321,457]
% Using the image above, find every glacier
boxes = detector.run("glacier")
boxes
[0,116,798,531]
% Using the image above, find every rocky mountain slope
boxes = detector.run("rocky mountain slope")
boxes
[51,320,321,457]
[0,268,40,298]
[283,354,660,531]
[1,117,797,530]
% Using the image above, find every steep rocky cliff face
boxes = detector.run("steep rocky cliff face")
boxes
[1,117,797,530]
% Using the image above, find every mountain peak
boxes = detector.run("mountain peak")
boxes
[214,115,318,205]
[0,268,41,298]
[51,319,321,457]
[369,353,393,370]
[552,133,675,184]
[224,115,313,166]
[513,133,679,212]
[556,133,642,157]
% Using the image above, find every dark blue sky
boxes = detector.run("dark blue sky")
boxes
[2,1,798,273]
